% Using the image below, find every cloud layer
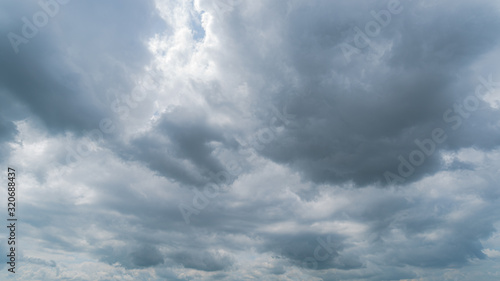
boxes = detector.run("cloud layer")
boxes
[1,0,500,280]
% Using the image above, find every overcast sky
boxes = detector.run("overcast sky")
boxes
[1,0,500,280]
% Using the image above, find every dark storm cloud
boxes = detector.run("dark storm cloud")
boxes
[217,0,500,186]
[261,233,366,271]
[0,0,164,135]
[129,244,164,268]
[96,243,164,269]
[123,106,239,187]
[109,0,500,190]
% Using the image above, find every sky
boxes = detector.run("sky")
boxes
[1,0,500,280]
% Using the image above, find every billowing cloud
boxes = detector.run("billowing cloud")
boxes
[1,0,500,281]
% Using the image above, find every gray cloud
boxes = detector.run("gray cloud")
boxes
[122,107,240,187]
[236,0,500,186]
[2,0,500,280]
[0,0,164,135]
[97,244,164,269]
[167,250,234,272]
